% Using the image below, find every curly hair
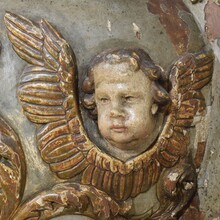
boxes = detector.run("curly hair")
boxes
[82,48,170,119]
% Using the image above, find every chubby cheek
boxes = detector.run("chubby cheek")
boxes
[97,108,111,136]
[127,107,153,131]
[126,107,147,123]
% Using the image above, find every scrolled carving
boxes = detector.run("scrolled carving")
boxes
[12,183,131,220]
[153,159,197,220]
[0,117,26,220]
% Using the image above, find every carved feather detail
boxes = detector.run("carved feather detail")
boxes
[4,12,90,179]
[156,50,214,167]
[4,11,214,201]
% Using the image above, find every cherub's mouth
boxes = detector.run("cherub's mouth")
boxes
[110,125,127,133]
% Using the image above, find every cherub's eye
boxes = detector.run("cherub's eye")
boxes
[100,97,110,104]
[124,96,135,102]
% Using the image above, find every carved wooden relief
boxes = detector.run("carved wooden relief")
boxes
[0,117,26,219]
[0,2,214,219]
[13,183,131,220]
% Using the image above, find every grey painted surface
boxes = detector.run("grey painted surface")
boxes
[0,0,219,219]
[185,1,220,219]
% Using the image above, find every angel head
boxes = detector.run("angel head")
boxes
[82,48,170,152]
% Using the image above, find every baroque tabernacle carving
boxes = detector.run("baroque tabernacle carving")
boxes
[1,7,214,220]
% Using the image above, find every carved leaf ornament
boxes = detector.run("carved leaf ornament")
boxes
[0,118,26,220]
[12,183,131,220]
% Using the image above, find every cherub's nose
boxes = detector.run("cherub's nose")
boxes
[110,101,125,118]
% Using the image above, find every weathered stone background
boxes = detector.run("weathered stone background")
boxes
[0,0,219,219]
[185,0,220,220]
[185,1,220,219]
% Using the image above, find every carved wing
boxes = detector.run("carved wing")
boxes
[155,50,214,168]
[4,12,92,179]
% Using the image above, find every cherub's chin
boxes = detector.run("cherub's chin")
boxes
[105,136,140,151]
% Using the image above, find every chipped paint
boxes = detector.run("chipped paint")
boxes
[184,182,194,190]
[205,0,220,40]
[193,114,203,125]
[193,106,211,168]
[168,172,179,181]
[204,179,208,188]
[147,0,191,55]
[132,22,141,39]
[36,197,44,206]
[107,20,111,32]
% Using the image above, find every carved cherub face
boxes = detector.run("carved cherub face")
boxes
[94,59,156,150]
[82,48,170,154]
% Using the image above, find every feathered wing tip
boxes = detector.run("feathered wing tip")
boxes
[4,11,79,125]
[4,12,44,66]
